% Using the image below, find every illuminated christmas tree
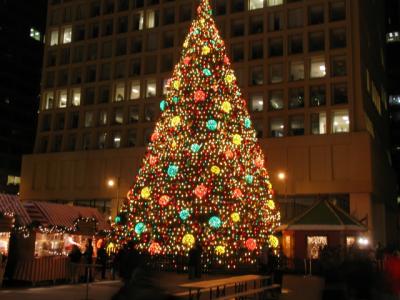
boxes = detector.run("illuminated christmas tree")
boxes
[113,0,280,267]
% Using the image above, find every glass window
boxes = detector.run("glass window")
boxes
[249,0,264,10]
[332,110,350,133]
[288,35,303,54]
[45,71,55,88]
[147,32,158,51]
[250,94,263,112]
[145,55,158,74]
[69,112,79,129]
[289,88,304,109]
[67,134,76,151]
[309,5,324,25]
[269,63,283,83]
[99,110,108,126]
[144,104,156,122]
[104,0,114,14]
[307,236,328,259]
[231,19,245,37]
[163,7,175,25]
[112,132,122,148]
[117,16,128,33]
[232,44,244,62]
[131,36,143,53]
[84,87,95,105]
[253,119,263,138]
[132,11,144,30]
[330,1,346,22]
[84,111,94,127]
[47,50,57,66]
[310,57,326,78]
[100,63,111,81]
[127,130,138,147]
[146,10,157,28]
[179,4,192,22]
[114,83,125,102]
[268,11,283,32]
[332,83,348,105]
[41,114,52,132]
[163,31,174,48]
[57,69,69,86]
[215,0,226,15]
[269,38,283,57]
[289,115,304,136]
[267,0,283,7]
[130,81,141,100]
[146,79,157,98]
[44,92,55,110]
[98,132,107,149]
[249,16,263,34]
[59,48,70,65]
[330,28,346,49]
[101,41,113,58]
[72,88,81,106]
[130,59,141,76]
[116,38,127,56]
[232,0,245,12]
[250,41,263,59]
[270,117,285,137]
[311,112,327,135]
[57,90,67,108]
[39,136,49,153]
[71,68,82,84]
[310,85,326,107]
[72,46,84,63]
[50,29,59,46]
[88,23,99,39]
[269,90,284,111]
[52,135,63,152]
[290,61,305,81]
[331,56,347,77]
[309,32,325,52]
[73,25,85,42]
[288,8,303,29]
[250,66,264,85]
[114,108,124,125]
[114,61,126,79]
[61,26,72,44]
[87,43,98,60]
[129,105,140,123]
[99,85,110,103]
[55,113,65,131]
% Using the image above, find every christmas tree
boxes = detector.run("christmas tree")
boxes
[113,0,280,267]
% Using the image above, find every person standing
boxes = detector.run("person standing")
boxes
[97,243,107,280]
[68,245,82,284]
[83,239,94,282]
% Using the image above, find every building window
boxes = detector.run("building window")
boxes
[307,236,328,259]
[114,83,125,102]
[41,114,52,132]
[129,106,140,123]
[99,85,110,104]
[332,110,350,133]
[250,94,263,112]
[250,66,264,85]
[50,29,59,46]
[310,85,326,107]
[288,35,303,54]
[250,41,263,60]
[114,108,124,125]
[73,25,85,42]
[162,78,169,95]
[130,81,141,100]
[101,41,113,58]
[144,104,156,122]
[267,0,283,7]
[127,130,138,147]
[39,136,49,153]
[52,135,63,152]
[131,36,143,53]
[7,175,21,186]
[99,110,108,126]
[310,57,326,78]
[47,50,57,66]
[146,79,157,98]
[145,55,158,74]
[99,63,111,81]
[117,16,128,33]
[163,31,174,48]
[232,0,245,12]
[90,1,100,18]
[130,59,141,76]
[249,0,263,10]
[30,28,41,41]
[55,113,65,131]
[232,44,244,62]
[112,131,122,148]
[311,112,327,135]
[289,88,304,109]
[331,56,347,77]
[179,4,192,22]
[133,11,144,31]
[215,0,226,15]
[309,32,325,52]
[72,88,81,106]
[332,83,348,105]
[269,38,283,57]
[288,8,303,29]
[87,43,98,61]
[289,115,304,136]
[104,0,114,14]
[289,61,305,81]
[330,1,346,22]
[268,11,283,32]
[61,26,72,44]
[249,16,263,34]
[114,61,126,79]
[88,23,99,39]
[163,7,175,25]
[231,19,245,37]
[82,133,92,150]
[330,28,347,49]
[72,46,84,63]
[309,5,324,25]
[86,65,97,83]
[146,10,157,28]
[57,90,67,108]
[67,134,76,151]
[116,38,127,56]
[69,112,79,129]
[269,64,283,84]
[98,132,107,149]
[84,111,94,127]
[102,19,114,36]
[44,92,54,110]
[270,117,285,137]
[269,90,284,111]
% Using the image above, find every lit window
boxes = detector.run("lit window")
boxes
[114,108,124,124]
[346,236,356,248]
[130,80,141,99]
[289,115,304,136]
[7,175,21,186]
[30,28,41,41]
[44,92,54,110]
[112,132,122,148]
[129,106,140,123]
[310,85,326,107]
[269,64,283,83]
[61,26,72,44]
[332,110,350,133]
[146,79,157,98]
[84,111,94,128]
[250,94,263,112]
[268,90,284,111]
[387,31,400,43]
[50,29,59,46]
[72,89,81,106]
[162,79,170,95]
[133,11,144,30]
[58,90,67,108]
[99,110,108,126]
[307,236,327,259]
[0,232,10,255]
[289,88,304,109]
[267,0,283,7]
[114,83,125,102]
[98,132,107,149]
[128,130,137,147]
[310,57,326,78]
[389,95,400,106]
[270,117,285,137]
[289,61,305,81]
[311,112,327,135]
[249,0,264,10]
[146,10,156,28]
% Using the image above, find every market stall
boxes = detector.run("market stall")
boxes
[12,201,110,284]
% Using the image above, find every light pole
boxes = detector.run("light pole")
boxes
[277,172,287,220]
[107,177,120,216]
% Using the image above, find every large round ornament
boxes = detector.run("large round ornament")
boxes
[245,238,257,251]
[173,80,180,90]
[244,118,252,129]
[194,184,208,198]
[266,200,275,210]
[215,245,225,255]
[221,101,232,113]
[208,216,222,229]
[211,165,221,175]
[231,212,240,223]
[167,164,179,178]
[160,100,167,111]
[194,90,206,102]
[232,188,243,199]
[135,222,145,235]
[182,233,195,247]
[141,187,151,199]
[191,143,201,153]
[207,119,218,131]
[149,242,162,255]
[268,235,279,248]
[232,134,242,145]
[171,116,181,127]
[159,195,170,206]
[179,209,190,220]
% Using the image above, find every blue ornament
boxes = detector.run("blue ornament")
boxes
[135,222,145,235]
[115,216,121,223]
[172,96,179,103]
[203,68,212,76]
[207,119,218,131]
[244,118,252,129]
[179,209,190,220]
[160,100,167,111]
[209,216,222,229]
[245,174,254,184]
[167,164,179,178]
[191,143,201,153]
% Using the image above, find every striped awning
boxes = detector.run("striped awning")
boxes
[0,193,31,226]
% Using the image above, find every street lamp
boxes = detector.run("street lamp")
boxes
[277,171,288,220]
[107,177,120,216]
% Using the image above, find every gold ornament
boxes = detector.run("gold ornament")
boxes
[232,134,242,145]
[141,187,151,200]
[182,233,195,247]
[221,101,232,113]
[211,165,221,175]
[231,212,240,223]
[171,116,181,127]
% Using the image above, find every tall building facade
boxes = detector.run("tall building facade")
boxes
[20,0,397,245]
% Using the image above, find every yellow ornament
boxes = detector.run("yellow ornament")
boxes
[225,73,236,84]
[268,235,279,248]
[215,245,225,255]
[266,200,275,210]
[211,165,221,175]
[183,40,189,48]
[232,134,242,145]
[141,187,151,200]
[231,212,240,223]
[221,101,232,113]
[171,141,177,148]
[173,80,180,90]
[171,116,181,127]
[182,233,195,247]
[202,46,211,55]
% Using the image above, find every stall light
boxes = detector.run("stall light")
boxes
[357,237,369,246]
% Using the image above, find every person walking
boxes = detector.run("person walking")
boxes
[68,245,82,284]
[83,239,94,282]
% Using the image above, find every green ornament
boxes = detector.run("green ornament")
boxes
[203,68,212,76]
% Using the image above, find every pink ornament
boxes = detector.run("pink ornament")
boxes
[159,195,170,206]
[151,132,160,142]
[254,157,264,168]
[195,184,208,199]
[149,242,162,255]
[183,56,191,65]
[194,90,206,102]
[233,188,243,199]
[245,238,257,251]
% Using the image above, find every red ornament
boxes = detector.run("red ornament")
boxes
[151,132,160,142]
[183,56,191,65]
[195,184,208,199]
[233,188,243,199]
[254,157,264,168]
[194,90,206,102]
[225,149,234,159]
[149,242,162,255]
[149,155,158,166]
[224,55,230,65]
[159,195,170,206]
[245,238,257,251]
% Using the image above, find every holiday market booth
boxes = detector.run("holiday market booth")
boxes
[11,201,110,284]
[276,200,367,269]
